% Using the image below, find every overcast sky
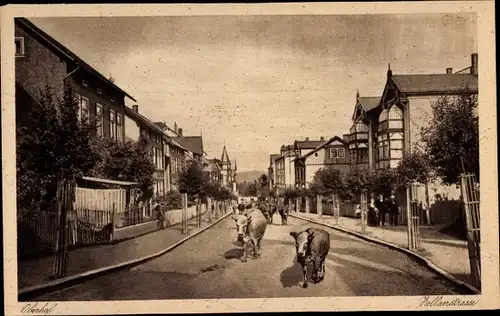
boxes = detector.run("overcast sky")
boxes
[30,13,477,172]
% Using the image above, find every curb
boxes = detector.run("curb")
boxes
[290,213,480,295]
[18,211,233,301]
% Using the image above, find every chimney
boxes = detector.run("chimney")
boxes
[178,128,183,136]
[320,136,325,141]
[174,122,178,134]
[471,53,478,76]
[132,104,139,113]
[305,137,310,141]
[446,68,453,74]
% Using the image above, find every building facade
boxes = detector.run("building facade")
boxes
[361,54,479,201]
[220,146,237,193]
[15,18,136,144]
[204,159,223,185]
[294,136,351,189]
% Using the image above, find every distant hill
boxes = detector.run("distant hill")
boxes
[237,170,266,183]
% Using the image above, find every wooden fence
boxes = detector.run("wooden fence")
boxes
[460,173,481,290]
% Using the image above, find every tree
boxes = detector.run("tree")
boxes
[420,91,479,185]
[177,161,207,200]
[342,166,371,198]
[309,166,344,197]
[367,168,398,197]
[90,133,156,202]
[17,83,100,213]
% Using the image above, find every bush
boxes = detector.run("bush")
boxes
[155,190,183,211]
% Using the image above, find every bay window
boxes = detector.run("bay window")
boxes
[376,105,404,169]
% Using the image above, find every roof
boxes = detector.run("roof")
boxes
[124,107,187,151]
[203,159,221,172]
[294,140,324,149]
[391,74,478,95]
[357,96,381,112]
[80,176,139,186]
[221,146,230,164]
[173,136,203,155]
[270,154,280,163]
[15,18,136,102]
[293,136,346,161]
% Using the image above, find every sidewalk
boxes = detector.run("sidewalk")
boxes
[292,212,472,287]
[18,211,227,291]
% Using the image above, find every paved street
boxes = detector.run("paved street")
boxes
[33,214,463,300]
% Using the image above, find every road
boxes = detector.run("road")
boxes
[33,214,462,300]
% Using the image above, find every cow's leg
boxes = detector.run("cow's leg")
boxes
[255,238,263,258]
[241,240,248,262]
[318,258,326,282]
[312,259,321,283]
[302,264,308,288]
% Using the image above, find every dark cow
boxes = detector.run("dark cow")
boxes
[231,208,268,262]
[290,227,331,288]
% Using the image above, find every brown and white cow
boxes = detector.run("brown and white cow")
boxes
[290,227,331,288]
[231,208,268,262]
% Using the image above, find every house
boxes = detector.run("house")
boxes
[124,104,177,198]
[204,159,223,185]
[268,154,280,190]
[15,17,136,143]
[293,136,350,189]
[348,92,380,167]
[220,146,238,193]
[274,144,296,191]
[173,134,205,165]
[362,53,479,201]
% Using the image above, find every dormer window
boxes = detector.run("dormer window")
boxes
[15,37,25,57]
[97,87,102,94]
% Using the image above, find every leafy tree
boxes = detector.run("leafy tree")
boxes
[16,83,100,214]
[90,133,156,202]
[309,167,344,196]
[342,166,371,197]
[177,161,207,200]
[420,91,479,184]
[368,168,398,197]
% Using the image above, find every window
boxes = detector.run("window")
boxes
[110,109,116,140]
[75,94,89,122]
[329,147,345,159]
[116,113,123,142]
[82,79,88,86]
[96,103,103,137]
[110,95,115,102]
[155,148,163,170]
[15,37,25,57]
[97,87,102,94]
[388,106,404,129]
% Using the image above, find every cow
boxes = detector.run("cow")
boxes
[290,227,331,288]
[231,208,268,262]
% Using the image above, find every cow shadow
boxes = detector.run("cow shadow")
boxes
[223,247,244,260]
[280,259,314,288]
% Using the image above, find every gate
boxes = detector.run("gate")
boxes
[52,180,75,279]
[460,173,481,290]
[407,184,421,251]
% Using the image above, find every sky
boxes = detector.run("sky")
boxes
[30,13,477,172]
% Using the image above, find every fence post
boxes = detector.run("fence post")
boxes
[295,197,300,212]
[360,191,368,234]
[317,195,322,217]
[407,184,421,251]
[52,180,74,279]
[215,200,219,219]
[333,193,340,225]
[305,196,310,213]
[111,203,116,242]
[207,197,213,222]
[288,198,292,213]
[182,193,188,235]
